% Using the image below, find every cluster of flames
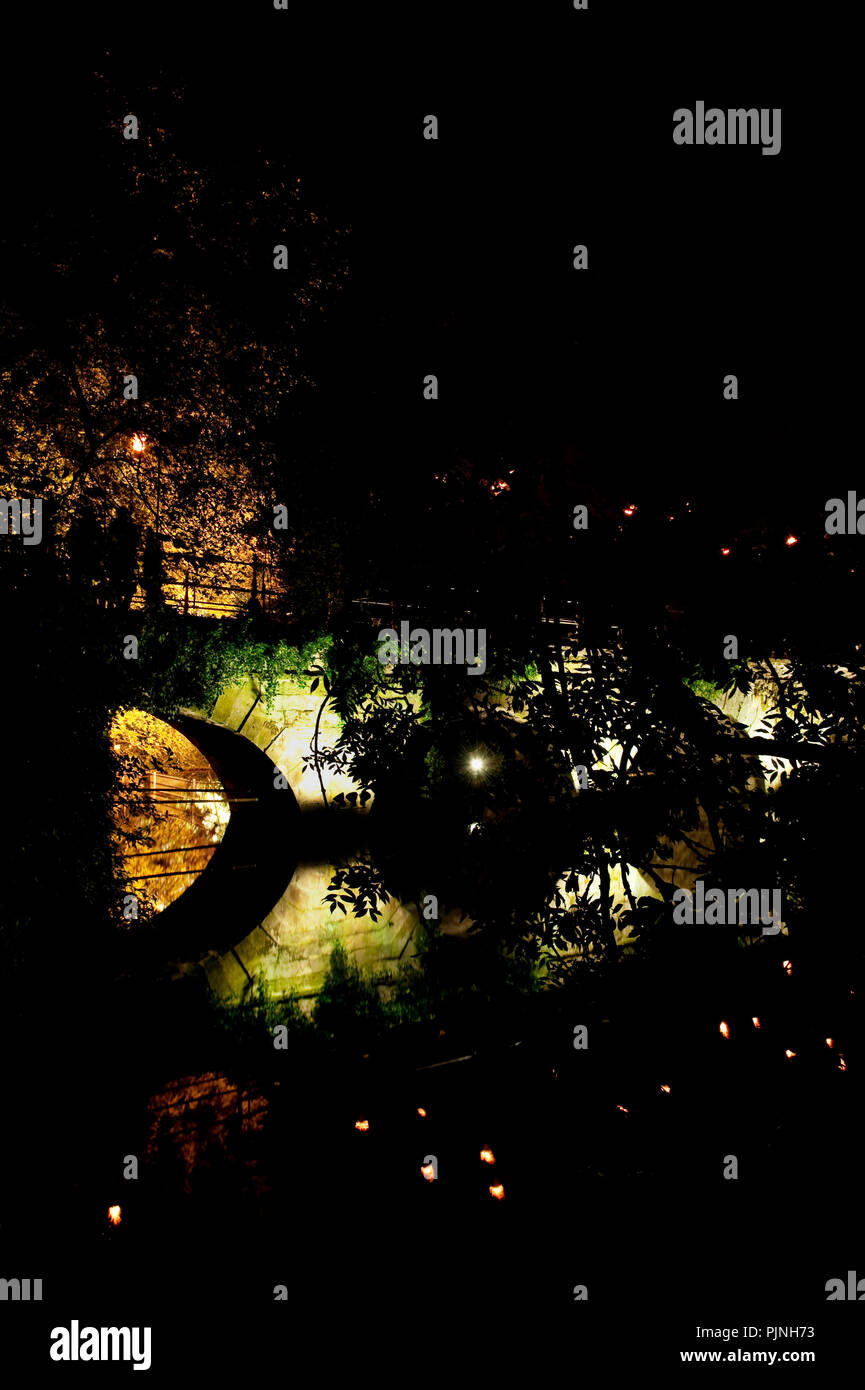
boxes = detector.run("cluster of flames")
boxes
[613,956,848,1123]
[354,1113,506,1199]
[715,960,848,1070]
[622,504,799,556]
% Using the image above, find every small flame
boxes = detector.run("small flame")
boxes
[131,434,145,453]
[719,1021,730,1039]
[660,1084,671,1094]
[480,1147,495,1165]
[839,1055,847,1071]
[782,960,792,974]
[623,505,636,517]
[720,547,731,556]
[417,1107,427,1117]
[489,1184,505,1200]
[616,1105,629,1114]
[107,1205,121,1226]
[785,1049,796,1059]
[355,1119,369,1132]
[752,1017,761,1029]
[785,535,799,546]
[421,1162,436,1182]
[826,1037,834,1048]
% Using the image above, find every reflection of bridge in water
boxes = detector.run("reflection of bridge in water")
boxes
[123,685,424,999]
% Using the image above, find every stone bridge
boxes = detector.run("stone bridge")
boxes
[160,675,425,1004]
[133,666,784,1003]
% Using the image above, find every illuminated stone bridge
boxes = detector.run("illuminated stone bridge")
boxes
[141,675,425,1004]
[121,666,787,1004]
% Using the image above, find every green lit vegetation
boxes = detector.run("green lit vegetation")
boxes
[213,933,541,1057]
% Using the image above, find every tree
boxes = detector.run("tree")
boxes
[308,560,865,988]
[0,70,348,614]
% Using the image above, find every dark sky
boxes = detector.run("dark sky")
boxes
[0,4,846,523]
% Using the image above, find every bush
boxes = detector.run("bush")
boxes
[384,931,540,1030]
[312,939,386,1044]
[217,979,316,1059]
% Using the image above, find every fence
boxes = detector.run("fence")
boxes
[130,552,293,619]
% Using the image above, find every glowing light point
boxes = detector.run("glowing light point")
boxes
[785,1049,796,1059]
[785,535,799,546]
[355,1119,369,1132]
[616,1105,629,1114]
[752,1017,761,1029]
[131,434,145,453]
[839,1055,848,1071]
[489,1184,505,1200]
[826,1038,834,1048]
[417,1107,427,1117]
[469,757,484,773]
[107,1205,121,1226]
[782,960,792,975]
[660,1084,671,1094]
[480,1148,495,1165]
[421,1162,436,1182]
[719,1021,730,1039]
[720,547,731,556]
